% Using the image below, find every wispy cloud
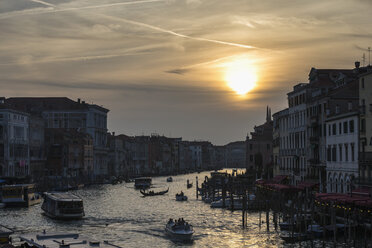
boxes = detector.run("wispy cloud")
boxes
[0,0,164,19]
[29,0,56,7]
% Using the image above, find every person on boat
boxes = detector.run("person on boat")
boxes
[168,218,173,224]
[180,191,184,196]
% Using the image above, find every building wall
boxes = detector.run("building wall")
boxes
[0,109,30,177]
[326,115,358,193]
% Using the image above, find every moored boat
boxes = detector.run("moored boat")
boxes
[18,230,123,248]
[1,184,41,207]
[165,219,194,241]
[0,225,13,245]
[280,232,309,243]
[134,177,152,189]
[140,188,169,197]
[41,192,84,220]
[307,224,324,238]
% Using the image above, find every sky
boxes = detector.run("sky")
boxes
[0,0,371,145]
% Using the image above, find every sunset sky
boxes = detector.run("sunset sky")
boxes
[1,0,371,144]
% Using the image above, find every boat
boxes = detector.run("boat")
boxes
[0,225,13,245]
[165,219,194,241]
[140,188,169,197]
[41,192,84,220]
[307,224,325,238]
[18,230,123,248]
[280,233,309,243]
[279,221,296,231]
[1,184,42,207]
[134,177,152,189]
[167,177,173,182]
[176,192,188,201]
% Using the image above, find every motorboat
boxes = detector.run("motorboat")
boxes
[140,188,168,197]
[165,219,194,241]
[280,233,309,243]
[18,230,123,248]
[134,177,152,189]
[1,184,41,207]
[0,225,13,245]
[167,177,173,182]
[41,192,84,220]
[176,192,188,201]
[211,198,231,208]
[307,224,324,238]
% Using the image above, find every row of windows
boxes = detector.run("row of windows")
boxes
[328,120,354,136]
[326,143,356,162]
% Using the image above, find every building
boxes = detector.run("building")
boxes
[272,108,288,177]
[246,107,273,179]
[225,141,245,168]
[358,68,372,188]
[5,97,109,181]
[29,116,46,181]
[325,80,359,193]
[0,102,30,177]
[107,133,135,178]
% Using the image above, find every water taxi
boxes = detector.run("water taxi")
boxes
[1,184,41,207]
[18,230,123,248]
[134,177,152,189]
[41,192,84,219]
[165,219,194,241]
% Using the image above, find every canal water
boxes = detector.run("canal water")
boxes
[0,171,350,247]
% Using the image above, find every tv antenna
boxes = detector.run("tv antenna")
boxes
[362,53,366,67]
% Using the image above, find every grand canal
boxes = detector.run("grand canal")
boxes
[1,171,350,247]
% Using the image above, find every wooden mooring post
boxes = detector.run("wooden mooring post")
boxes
[196,176,198,199]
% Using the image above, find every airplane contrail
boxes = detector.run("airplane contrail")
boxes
[29,0,56,7]
[0,0,164,19]
[100,14,259,50]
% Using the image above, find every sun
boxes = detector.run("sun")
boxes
[224,59,258,95]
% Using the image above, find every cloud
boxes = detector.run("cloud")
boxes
[29,0,55,7]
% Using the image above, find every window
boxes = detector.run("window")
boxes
[345,144,349,161]
[336,105,340,114]
[339,145,343,161]
[249,144,253,150]
[343,121,348,134]
[249,155,253,162]
[349,120,354,133]
[332,146,337,162]
[267,144,270,150]
[361,119,366,132]
[351,144,355,161]
[348,102,352,111]
[332,124,336,135]
[339,123,342,135]
[328,125,331,136]
[362,78,365,89]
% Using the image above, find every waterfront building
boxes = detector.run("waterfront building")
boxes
[107,133,135,178]
[325,80,359,193]
[0,102,30,177]
[358,68,372,188]
[189,142,202,170]
[225,141,245,168]
[214,145,226,169]
[29,116,46,182]
[45,129,93,187]
[4,97,109,181]
[272,108,288,177]
[246,107,273,179]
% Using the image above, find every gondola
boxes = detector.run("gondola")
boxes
[140,188,169,197]
[187,182,193,189]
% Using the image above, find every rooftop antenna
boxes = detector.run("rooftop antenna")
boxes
[362,53,366,67]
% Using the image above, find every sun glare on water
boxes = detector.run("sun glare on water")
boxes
[224,59,258,95]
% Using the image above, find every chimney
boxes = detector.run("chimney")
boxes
[78,98,81,104]
[355,61,360,69]
[112,132,115,136]
[82,101,85,104]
